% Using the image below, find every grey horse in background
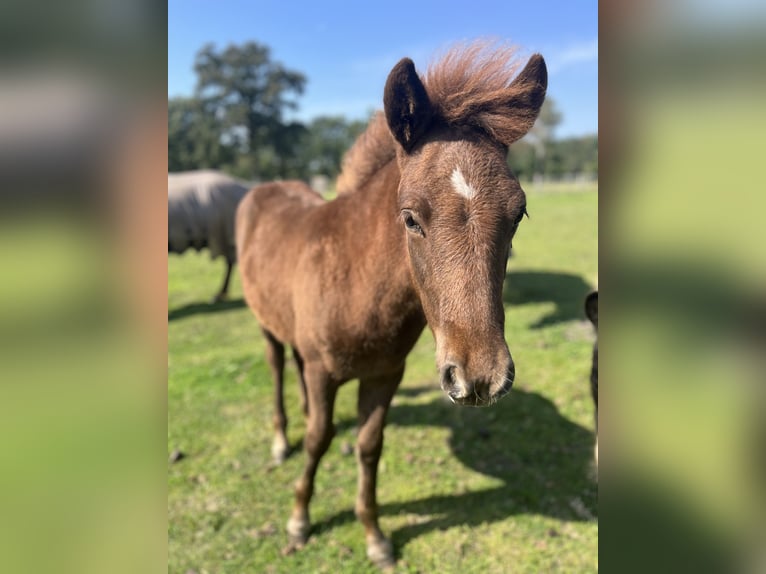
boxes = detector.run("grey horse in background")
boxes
[169,170,251,302]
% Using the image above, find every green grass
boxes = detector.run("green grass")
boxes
[169,184,598,573]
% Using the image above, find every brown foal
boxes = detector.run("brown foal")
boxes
[236,43,547,568]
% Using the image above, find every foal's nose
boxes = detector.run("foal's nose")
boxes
[439,357,515,406]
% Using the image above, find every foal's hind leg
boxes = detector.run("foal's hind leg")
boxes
[292,348,309,417]
[286,365,338,548]
[262,328,290,463]
[355,368,403,568]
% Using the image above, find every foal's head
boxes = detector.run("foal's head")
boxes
[383,46,547,406]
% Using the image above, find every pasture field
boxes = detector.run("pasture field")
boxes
[168,183,598,573]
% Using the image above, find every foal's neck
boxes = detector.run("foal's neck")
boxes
[337,158,421,310]
[314,157,427,373]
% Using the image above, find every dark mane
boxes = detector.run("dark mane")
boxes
[337,42,537,194]
[424,42,532,144]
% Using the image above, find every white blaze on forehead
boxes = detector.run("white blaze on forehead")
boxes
[450,167,476,200]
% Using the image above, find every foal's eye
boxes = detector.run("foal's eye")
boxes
[402,211,424,236]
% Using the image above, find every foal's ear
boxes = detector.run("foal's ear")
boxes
[384,58,434,153]
[585,291,598,327]
[498,53,548,145]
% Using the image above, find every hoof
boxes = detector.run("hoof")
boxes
[367,536,395,570]
[271,437,290,465]
[286,516,310,547]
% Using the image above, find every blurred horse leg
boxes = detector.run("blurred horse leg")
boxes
[213,257,234,302]
[263,327,289,464]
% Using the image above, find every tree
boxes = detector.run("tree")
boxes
[547,135,598,178]
[507,139,536,181]
[168,96,235,172]
[507,96,597,182]
[193,42,306,178]
[270,121,309,179]
[528,98,562,179]
[297,116,368,178]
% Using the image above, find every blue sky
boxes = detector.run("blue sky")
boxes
[169,0,597,138]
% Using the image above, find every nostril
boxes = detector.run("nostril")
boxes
[492,361,515,399]
[440,364,457,391]
[506,362,515,384]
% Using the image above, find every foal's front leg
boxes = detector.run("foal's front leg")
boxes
[356,369,403,568]
[286,365,338,547]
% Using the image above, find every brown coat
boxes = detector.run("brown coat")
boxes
[236,42,547,568]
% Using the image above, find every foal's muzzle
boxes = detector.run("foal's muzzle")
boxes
[439,360,515,407]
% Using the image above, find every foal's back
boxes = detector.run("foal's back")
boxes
[236,181,324,344]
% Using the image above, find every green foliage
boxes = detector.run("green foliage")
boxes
[547,135,599,179]
[506,99,596,182]
[168,97,236,172]
[531,98,563,144]
[168,185,598,573]
[507,139,537,181]
[191,41,307,179]
[299,115,368,178]
[168,41,598,185]
[194,42,306,145]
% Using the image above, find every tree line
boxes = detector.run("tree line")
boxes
[169,42,597,183]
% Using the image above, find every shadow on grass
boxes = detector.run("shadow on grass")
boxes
[503,271,595,328]
[334,388,448,440]
[313,389,597,554]
[168,298,246,321]
[394,385,435,399]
